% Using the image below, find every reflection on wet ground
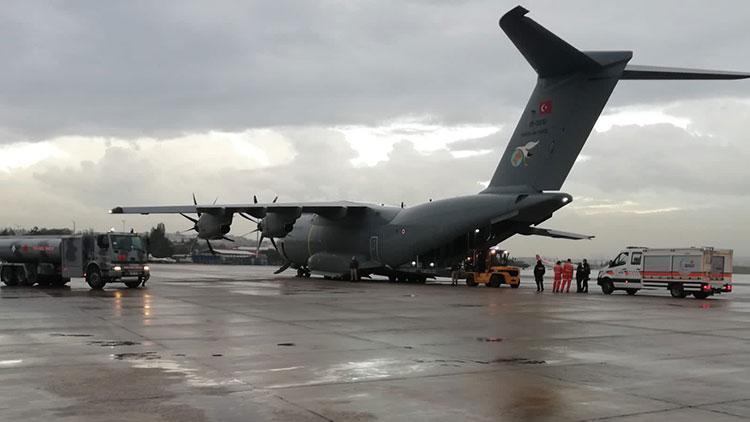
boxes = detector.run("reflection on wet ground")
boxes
[1,264,750,421]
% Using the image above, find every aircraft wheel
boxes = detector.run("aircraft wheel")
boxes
[669,283,687,299]
[693,292,710,299]
[626,289,637,296]
[601,280,614,295]
[466,274,478,287]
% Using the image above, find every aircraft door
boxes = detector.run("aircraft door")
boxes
[369,236,380,263]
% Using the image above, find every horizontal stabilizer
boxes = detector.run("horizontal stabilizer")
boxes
[518,227,594,240]
[622,65,750,80]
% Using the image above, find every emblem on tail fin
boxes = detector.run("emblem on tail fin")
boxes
[510,141,539,167]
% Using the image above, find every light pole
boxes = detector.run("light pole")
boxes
[71,220,76,234]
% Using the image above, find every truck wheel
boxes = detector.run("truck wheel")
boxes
[510,281,520,289]
[693,292,710,300]
[1,266,18,286]
[16,268,33,287]
[488,275,501,288]
[466,274,478,287]
[626,289,637,296]
[669,283,687,299]
[601,280,614,295]
[124,280,142,289]
[86,268,106,290]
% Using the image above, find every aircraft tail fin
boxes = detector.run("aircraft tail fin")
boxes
[498,6,602,78]
[484,6,749,193]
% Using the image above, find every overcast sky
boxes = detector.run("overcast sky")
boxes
[1,0,749,260]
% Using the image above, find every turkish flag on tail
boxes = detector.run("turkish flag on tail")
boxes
[539,100,552,114]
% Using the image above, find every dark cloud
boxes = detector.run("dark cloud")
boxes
[1,1,749,140]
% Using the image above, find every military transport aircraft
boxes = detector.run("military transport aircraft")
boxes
[111,6,749,281]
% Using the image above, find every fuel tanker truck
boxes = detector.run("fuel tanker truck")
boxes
[0,231,149,290]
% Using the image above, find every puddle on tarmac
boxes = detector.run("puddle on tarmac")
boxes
[492,357,546,365]
[113,353,243,388]
[453,304,483,308]
[88,340,141,347]
[277,342,295,347]
[50,333,93,337]
[476,336,503,342]
[113,351,160,361]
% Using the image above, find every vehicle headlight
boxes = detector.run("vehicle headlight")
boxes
[113,266,122,272]
[143,265,150,272]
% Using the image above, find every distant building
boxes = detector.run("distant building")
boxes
[191,248,269,265]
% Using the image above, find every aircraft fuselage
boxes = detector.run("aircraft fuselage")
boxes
[278,192,571,276]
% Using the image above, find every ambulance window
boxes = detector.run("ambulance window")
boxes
[611,252,628,267]
[631,252,642,266]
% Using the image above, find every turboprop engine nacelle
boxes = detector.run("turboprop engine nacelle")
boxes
[196,212,233,240]
[258,212,297,238]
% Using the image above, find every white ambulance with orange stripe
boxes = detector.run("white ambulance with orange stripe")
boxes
[596,247,733,299]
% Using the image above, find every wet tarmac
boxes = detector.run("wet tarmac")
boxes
[2,264,750,421]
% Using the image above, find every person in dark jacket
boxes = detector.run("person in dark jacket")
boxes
[581,259,591,293]
[533,259,545,292]
[349,256,360,281]
[575,262,584,292]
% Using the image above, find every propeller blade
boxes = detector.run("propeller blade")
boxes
[253,195,258,204]
[179,213,198,224]
[180,227,197,233]
[256,235,264,253]
[238,229,259,237]
[206,239,216,255]
[272,196,278,203]
[273,262,292,274]
[222,236,234,242]
[192,193,201,217]
[213,197,218,205]
[269,237,279,252]
[239,213,257,223]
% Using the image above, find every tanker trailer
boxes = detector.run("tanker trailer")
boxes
[0,232,150,289]
[0,237,65,286]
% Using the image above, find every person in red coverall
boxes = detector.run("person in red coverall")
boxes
[562,259,574,293]
[553,261,563,292]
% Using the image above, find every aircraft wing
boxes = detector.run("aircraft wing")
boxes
[110,201,371,219]
[518,226,594,240]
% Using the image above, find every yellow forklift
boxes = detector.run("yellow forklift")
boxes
[464,247,521,288]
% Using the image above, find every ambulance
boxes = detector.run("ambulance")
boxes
[596,247,733,299]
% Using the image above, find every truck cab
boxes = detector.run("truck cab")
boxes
[64,231,150,289]
[597,247,645,295]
